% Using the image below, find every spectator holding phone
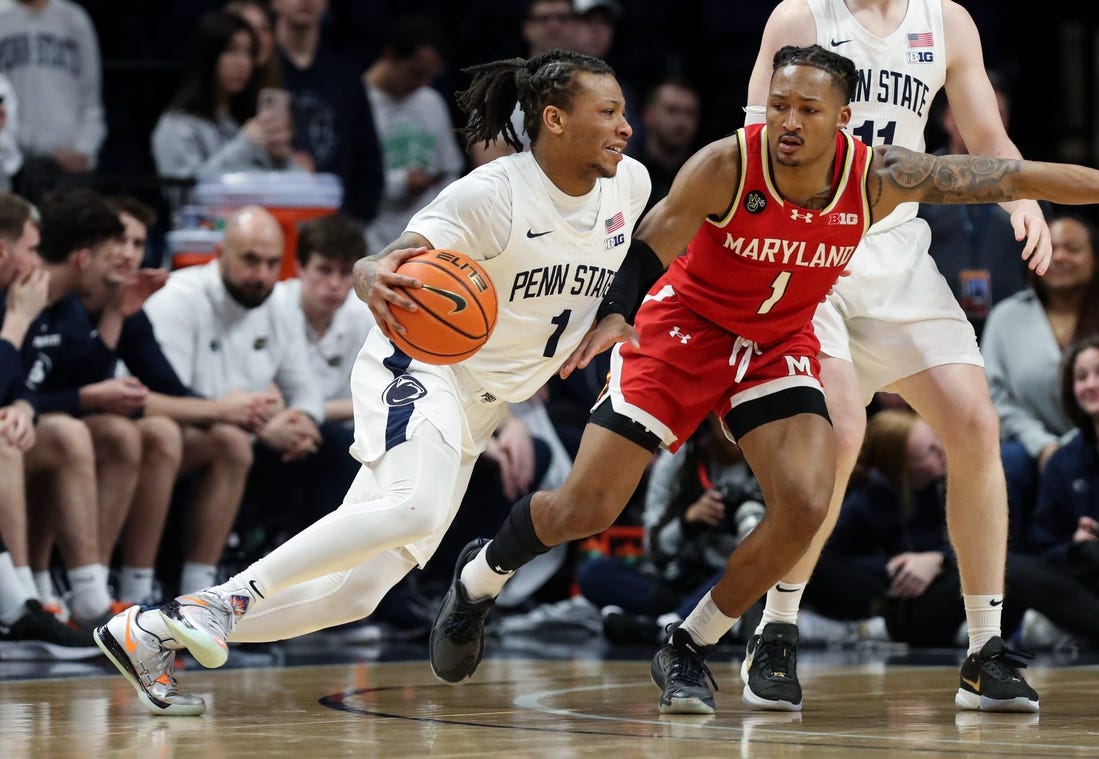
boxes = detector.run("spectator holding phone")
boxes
[151,9,291,196]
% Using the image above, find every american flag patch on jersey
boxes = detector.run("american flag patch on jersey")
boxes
[604,211,625,234]
[907,32,934,47]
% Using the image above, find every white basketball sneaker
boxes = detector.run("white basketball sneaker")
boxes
[95,605,205,716]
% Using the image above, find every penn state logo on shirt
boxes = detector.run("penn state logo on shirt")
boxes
[744,190,767,214]
[383,375,427,406]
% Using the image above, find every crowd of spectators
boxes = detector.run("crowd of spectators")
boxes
[1,0,1099,659]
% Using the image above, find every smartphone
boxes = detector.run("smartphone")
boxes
[257,87,290,119]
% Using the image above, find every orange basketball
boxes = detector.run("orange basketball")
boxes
[388,249,498,365]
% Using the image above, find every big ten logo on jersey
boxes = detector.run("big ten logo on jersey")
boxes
[906,50,934,64]
[436,250,491,293]
[604,232,625,250]
[827,212,859,225]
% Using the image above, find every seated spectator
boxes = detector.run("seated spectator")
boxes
[982,212,1099,548]
[107,196,280,599]
[144,206,330,591]
[0,73,23,191]
[151,9,291,204]
[0,190,96,657]
[258,212,369,533]
[1030,334,1099,593]
[0,0,105,202]
[576,415,764,645]
[362,15,464,255]
[9,188,131,629]
[822,409,1099,649]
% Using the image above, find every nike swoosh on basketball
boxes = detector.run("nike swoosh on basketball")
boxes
[526,228,553,238]
[422,285,467,313]
[830,37,852,46]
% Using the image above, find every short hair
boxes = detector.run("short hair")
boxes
[772,44,858,104]
[296,213,366,267]
[37,187,125,264]
[105,195,158,229]
[0,192,35,243]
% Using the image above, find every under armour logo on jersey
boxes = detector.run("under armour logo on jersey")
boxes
[669,326,691,344]
[790,209,813,223]
[382,375,427,406]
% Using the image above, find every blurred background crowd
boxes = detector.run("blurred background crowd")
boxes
[3,0,1099,661]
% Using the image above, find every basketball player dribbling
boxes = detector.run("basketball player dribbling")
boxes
[94,48,650,716]
[430,44,1099,716]
[738,0,1051,713]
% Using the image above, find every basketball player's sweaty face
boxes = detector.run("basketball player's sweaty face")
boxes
[765,64,850,169]
[562,71,632,183]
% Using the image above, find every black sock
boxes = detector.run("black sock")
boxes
[485,493,551,573]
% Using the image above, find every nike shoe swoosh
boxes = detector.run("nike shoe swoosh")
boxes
[526,229,553,238]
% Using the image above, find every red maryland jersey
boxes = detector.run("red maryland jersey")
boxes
[664,124,872,344]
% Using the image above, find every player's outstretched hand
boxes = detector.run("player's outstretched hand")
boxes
[558,313,639,379]
[353,247,426,338]
[1010,206,1052,275]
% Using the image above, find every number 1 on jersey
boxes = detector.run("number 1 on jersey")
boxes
[758,271,791,315]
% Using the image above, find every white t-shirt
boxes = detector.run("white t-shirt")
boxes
[144,261,325,421]
[270,278,375,403]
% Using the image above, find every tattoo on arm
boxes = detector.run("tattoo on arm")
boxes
[879,147,1022,205]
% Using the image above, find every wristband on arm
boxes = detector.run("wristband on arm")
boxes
[596,238,665,323]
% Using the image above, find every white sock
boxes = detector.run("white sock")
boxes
[680,591,738,647]
[33,570,55,601]
[964,594,1003,655]
[0,553,32,624]
[459,543,513,601]
[15,566,38,600]
[118,566,156,604]
[67,563,112,621]
[179,562,219,595]
[756,581,806,633]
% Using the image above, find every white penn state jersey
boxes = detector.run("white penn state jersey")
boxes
[407,150,650,402]
[808,0,946,231]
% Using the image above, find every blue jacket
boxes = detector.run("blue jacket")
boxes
[826,468,954,577]
[1030,432,1099,567]
[21,294,194,415]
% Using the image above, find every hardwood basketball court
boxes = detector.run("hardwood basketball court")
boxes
[2,641,1095,757]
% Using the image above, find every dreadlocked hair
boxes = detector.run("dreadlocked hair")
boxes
[457,48,615,151]
[772,44,858,103]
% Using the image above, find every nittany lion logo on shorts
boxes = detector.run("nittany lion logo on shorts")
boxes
[383,375,427,406]
[744,190,767,214]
